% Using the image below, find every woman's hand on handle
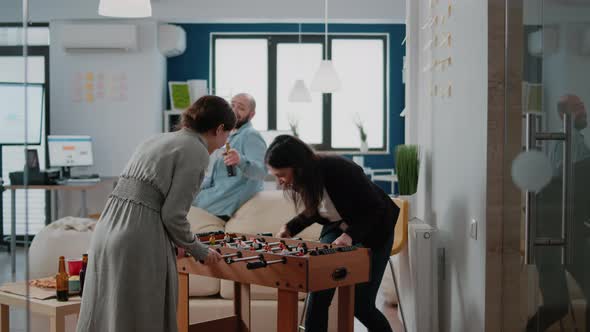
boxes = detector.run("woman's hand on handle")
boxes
[332,233,353,246]
[276,224,292,238]
[203,248,222,265]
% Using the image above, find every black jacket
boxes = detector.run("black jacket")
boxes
[285,155,399,249]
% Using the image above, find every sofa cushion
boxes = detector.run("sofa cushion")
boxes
[186,206,225,296]
[226,190,322,240]
[29,217,96,279]
[186,206,226,233]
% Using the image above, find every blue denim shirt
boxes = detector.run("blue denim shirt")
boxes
[193,122,267,216]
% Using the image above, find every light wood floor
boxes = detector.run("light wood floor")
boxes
[1,248,404,332]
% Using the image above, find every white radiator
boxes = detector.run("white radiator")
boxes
[397,220,438,332]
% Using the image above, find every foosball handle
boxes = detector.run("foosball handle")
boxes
[246,260,268,270]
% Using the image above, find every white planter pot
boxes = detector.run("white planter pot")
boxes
[360,140,369,153]
[397,194,416,220]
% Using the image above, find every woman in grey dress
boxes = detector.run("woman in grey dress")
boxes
[76,95,235,332]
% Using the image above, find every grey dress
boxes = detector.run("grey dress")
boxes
[76,128,211,332]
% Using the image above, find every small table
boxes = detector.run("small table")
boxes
[4,178,115,280]
[0,291,80,332]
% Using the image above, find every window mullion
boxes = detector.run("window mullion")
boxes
[268,36,277,130]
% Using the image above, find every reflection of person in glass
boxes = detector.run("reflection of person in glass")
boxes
[528,109,590,330]
[549,94,590,174]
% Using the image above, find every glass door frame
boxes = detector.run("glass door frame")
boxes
[0,23,51,249]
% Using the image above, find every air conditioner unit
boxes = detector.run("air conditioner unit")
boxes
[61,24,138,51]
[158,24,186,57]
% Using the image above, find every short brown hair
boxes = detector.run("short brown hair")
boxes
[180,95,236,133]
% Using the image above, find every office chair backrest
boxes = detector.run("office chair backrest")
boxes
[391,198,409,256]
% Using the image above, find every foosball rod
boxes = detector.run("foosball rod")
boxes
[246,257,287,270]
[226,254,264,264]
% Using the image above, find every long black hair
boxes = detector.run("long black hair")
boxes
[265,135,323,217]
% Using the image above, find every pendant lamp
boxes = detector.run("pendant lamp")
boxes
[288,23,312,102]
[310,0,341,93]
[99,0,152,18]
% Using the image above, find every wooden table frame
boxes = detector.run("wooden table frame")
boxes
[176,235,370,332]
[0,291,80,332]
[176,272,356,332]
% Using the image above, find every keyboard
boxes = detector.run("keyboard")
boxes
[70,174,100,179]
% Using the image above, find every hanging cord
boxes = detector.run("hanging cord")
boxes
[324,0,328,60]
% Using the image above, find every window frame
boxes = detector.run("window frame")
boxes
[211,32,389,153]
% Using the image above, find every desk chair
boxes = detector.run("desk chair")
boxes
[390,197,409,332]
[298,198,410,331]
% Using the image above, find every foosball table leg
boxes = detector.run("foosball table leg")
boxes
[338,286,355,332]
[177,272,189,332]
[234,282,251,331]
[277,289,299,332]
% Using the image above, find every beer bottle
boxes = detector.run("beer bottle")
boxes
[225,143,236,177]
[55,256,69,301]
[79,254,88,297]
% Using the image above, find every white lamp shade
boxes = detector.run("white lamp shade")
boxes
[288,79,312,103]
[511,150,553,192]
[310,60,341,93]
[99,0,152,18]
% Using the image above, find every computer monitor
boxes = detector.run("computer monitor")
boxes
[48,135,94,177]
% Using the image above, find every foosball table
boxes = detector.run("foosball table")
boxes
[176,231,371,332]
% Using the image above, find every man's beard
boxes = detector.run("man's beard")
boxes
[236,118,250,129]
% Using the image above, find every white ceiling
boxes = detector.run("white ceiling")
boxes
[0,0,406,24]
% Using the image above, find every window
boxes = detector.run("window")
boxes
[0,25,50,240]
[276,43,323,144]
[213,34,388,151]
[214,38,268,131]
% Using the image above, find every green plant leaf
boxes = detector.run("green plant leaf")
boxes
[395,144,420,195]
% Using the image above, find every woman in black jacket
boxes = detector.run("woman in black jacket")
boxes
[267,135,399,332]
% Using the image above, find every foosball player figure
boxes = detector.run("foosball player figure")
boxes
[209,235,217,246]
[223,233,232,243]
[279,242,291,255]
[296,243,308,256]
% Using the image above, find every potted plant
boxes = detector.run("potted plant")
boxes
[287,113,299,137]
[395,144,420,217]
[354,114,368,153]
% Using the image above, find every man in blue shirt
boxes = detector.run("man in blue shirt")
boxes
[193,93,267,221]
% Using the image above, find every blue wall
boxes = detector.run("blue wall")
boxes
[167,23,405,192]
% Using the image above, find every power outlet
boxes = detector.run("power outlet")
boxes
[469,219,478,240]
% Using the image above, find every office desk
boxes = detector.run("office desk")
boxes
[365,168,398,195]
[4,178,115,280]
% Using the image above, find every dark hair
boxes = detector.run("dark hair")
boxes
[265,135,323,216]
[180,95,236,133]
